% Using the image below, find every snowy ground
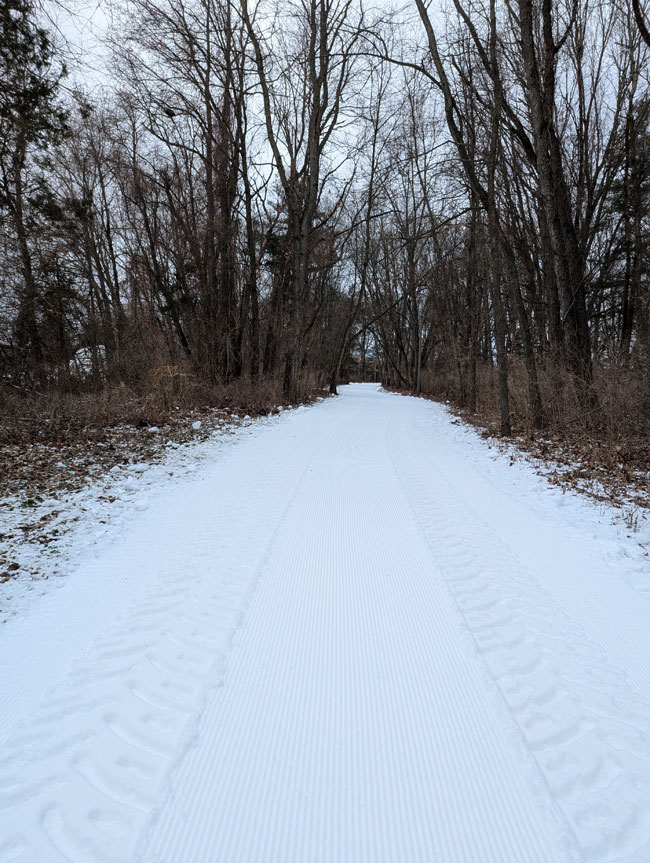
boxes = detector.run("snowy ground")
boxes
[0,408,274,622]
[1,383,649,863]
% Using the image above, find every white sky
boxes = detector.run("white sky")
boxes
[44,1,113,90]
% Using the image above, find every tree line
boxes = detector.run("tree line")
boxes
[1,0,650,437]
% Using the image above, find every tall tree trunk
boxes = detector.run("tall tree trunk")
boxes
[12,143,43,377]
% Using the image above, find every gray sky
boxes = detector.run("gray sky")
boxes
[44,1,113,89]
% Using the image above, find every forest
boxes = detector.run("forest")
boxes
[2,0,650,451]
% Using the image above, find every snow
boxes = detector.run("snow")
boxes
[0,384,649,862]
[69,346,106,378]
[191,420,202,431]
[0,415,277,623]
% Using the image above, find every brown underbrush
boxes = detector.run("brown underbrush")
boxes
[0,368,317,446]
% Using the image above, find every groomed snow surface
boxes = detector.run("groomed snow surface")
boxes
[1,383,649,863]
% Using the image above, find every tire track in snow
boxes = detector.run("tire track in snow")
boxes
[0,398,363,863]
[137,385,575,863]
[405,399,650,700]
[388,406,650,863]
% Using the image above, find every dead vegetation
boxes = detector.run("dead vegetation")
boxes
[0,372,295,446]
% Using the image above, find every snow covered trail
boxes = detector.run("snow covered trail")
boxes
[1,384,649,863]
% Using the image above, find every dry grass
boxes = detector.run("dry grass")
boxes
[0,371,299,446]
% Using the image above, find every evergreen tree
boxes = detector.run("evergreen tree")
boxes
[0,0,68,378]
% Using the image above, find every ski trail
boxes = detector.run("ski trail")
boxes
[137,386,574,863]
[386,405,650,862]
[1,384,648,862]
[0,397,361,862]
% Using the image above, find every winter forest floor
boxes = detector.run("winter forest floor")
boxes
[1,383,650,862]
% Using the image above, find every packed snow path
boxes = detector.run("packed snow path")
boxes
[1,384,650,863]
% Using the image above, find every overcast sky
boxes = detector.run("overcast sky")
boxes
[45,1,113,90]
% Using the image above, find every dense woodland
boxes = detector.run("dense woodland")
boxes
[2,0,650,443]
